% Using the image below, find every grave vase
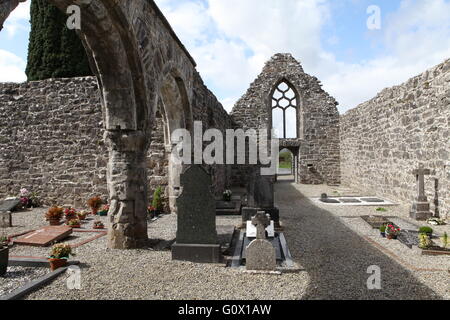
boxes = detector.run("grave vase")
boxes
[49,218,61,226]
[48,258,67,271]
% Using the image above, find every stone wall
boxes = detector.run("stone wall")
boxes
[340,58,450,220]
[0,75,235,208]
[231,53,341,185]
[0,77,107,207]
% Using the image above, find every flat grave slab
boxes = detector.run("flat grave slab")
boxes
[397,230,420,249]
[313,196,396,206]
[319,198,340,204]
[0,199,21,213]
[361,215,391,229]
[216,200,242,215]
[13,226,73,247]
[360,198,385,203]
[339,198,362,203]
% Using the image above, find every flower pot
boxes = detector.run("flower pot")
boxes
[78,214,87,221]
[387,234,397,240]
[0,247,9,276]
[97,211,108,217]
[48,258,67,271]
[48,218,61,226]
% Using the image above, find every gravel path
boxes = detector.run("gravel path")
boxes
[1,179,448,300]
[277,176,449,300]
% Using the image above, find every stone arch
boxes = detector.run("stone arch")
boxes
[154,65,193,214]
[0,0,197,249]
[267,78,304,140]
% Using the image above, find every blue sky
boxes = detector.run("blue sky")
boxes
[1,0,450,114]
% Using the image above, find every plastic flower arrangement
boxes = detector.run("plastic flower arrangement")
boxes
[64,207,78,220]
[385,223,401,238]
[49,244,74,259]
[19,188,30,208]
[67,219,81,227]
[45,206,64,220]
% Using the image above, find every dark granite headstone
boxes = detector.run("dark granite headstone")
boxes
[172,165,221,263]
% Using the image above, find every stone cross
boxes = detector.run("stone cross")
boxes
[413,165,431,202]
[251,211,270,240]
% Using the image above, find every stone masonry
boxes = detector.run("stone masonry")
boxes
[340,58,450,220]
[231,53,341,185]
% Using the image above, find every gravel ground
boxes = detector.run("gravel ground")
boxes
[0,266,49,296]
[1,180,448,300]
[277,177,449,300]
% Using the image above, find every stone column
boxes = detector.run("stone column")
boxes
[104,130,149,249]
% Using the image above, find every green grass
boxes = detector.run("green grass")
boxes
[279,162,291,169]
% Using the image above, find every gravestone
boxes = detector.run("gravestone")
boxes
[14,225,73,247]
[246,211,275,238]
[410,165,433,220]
[0,198,21,213]
[0,211,12,228]
[172,165,221,263]
[216,200,242,215]
[246,212,276,271]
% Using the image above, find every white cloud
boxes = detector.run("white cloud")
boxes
[0,49,27,82]
[3,1,30,38]
[155,0,450,114]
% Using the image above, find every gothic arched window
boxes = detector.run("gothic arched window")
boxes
[271,81,298,139]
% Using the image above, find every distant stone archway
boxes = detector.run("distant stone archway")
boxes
[0,0,199,249]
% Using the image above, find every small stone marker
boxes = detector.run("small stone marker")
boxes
[0,211,12,228]
[410,165,433,220]
[14,226,73,247]
[246,211,275,238]
[246,212,276,271]
[172,165,221,263]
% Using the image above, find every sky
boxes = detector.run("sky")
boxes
[1,0,450,114]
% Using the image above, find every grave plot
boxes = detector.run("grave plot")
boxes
[230,213,296,271]
[0,266,50,298]
[314,196,395,206]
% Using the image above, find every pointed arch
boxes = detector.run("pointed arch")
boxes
[269,78,301,139]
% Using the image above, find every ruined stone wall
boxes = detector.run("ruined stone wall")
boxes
[0,77,107,207]
[0,75,235,207]
[340,59,450,220]
[231,53,341,185]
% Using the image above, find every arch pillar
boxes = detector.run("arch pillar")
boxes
[104,130,150,249]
